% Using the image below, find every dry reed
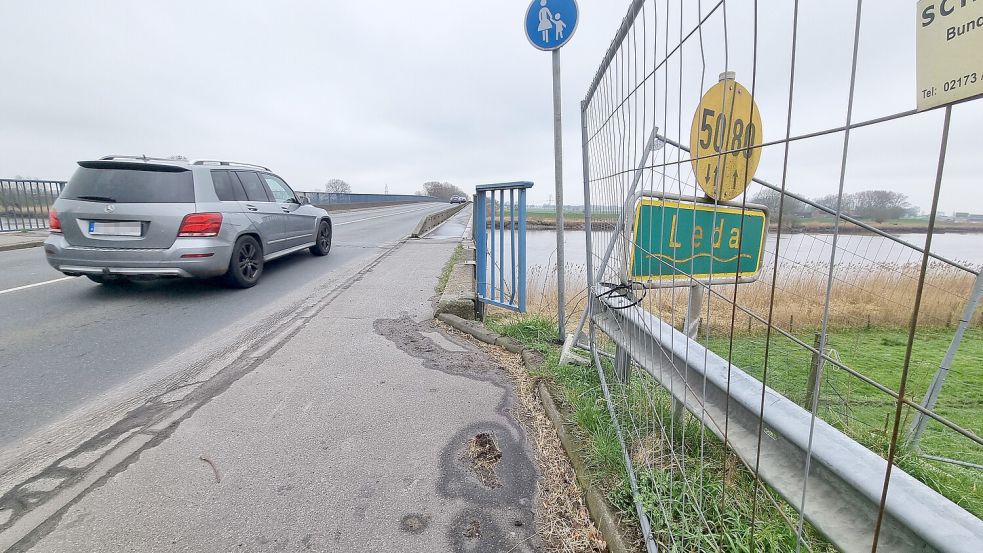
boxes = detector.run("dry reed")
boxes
[514,261,980,335]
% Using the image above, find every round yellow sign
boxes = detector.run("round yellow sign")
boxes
[689,75,763,201]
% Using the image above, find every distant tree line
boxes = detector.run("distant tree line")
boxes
[324,179,352,194]
[751,189,918,223]
[416,181,466,201]
[319,179,467,199]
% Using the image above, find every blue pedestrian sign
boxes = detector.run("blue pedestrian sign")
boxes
[525,0,579,51]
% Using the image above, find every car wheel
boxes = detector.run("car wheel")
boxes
[309,221,332,256]
[223,235,263,288]
[86,275,129,285]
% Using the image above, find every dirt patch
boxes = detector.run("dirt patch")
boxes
[400,513,431,534]
[436,321,607,553]
[463,519,481,540]
[460,433,503,488]
[376,317,539,552]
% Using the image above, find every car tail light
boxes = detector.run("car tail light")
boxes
[49,209,62,233]
[177,213,223,237]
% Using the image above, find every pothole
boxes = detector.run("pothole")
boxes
[460,433,502,488]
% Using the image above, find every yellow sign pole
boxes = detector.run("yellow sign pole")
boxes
[689,73,763,202]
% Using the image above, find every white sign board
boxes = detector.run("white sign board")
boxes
[916,0,983,110]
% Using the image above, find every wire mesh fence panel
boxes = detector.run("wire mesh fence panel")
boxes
[575,1,983,551]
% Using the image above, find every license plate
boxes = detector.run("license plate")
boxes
[88,221,142,237]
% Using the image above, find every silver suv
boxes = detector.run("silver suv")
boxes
[44,156,332,288]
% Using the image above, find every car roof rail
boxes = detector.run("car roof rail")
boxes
[192,160,270,171]
[99,154,188,164]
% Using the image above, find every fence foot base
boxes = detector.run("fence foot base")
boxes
[559,333,589,366]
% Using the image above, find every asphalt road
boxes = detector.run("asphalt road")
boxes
[0,202,449,447]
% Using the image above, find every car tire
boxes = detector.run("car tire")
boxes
[309,221,332,256]
[86,275,129,285]
[223,235,264,288]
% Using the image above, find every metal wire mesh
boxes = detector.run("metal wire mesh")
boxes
[577,1,983,551]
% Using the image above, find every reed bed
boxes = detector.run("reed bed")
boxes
[514,261,980,335]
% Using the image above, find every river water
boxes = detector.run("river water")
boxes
[525,230,983,271]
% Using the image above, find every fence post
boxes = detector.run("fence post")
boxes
[518,188,527,312]
[906,270,983,449]
[552,49,567,342]
[615,345,631,384]
[673,284,704,422]
[475,192,487,317]
[805,332,825,410]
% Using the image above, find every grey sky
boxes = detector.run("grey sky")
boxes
[1,1,980,214]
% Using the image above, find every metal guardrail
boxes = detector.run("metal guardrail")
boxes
[474,182,532,312]
[0,180,65,232]
[591,288,983,553]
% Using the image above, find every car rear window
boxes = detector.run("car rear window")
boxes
[235,171,272,202]
[211,170,246,201]
[62,164,195,203]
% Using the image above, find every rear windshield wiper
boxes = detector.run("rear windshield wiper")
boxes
[74,195,117,203]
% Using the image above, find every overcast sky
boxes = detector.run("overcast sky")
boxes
[1,1,980,214]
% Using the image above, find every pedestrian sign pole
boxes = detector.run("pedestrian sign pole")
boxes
[525,0,579,340]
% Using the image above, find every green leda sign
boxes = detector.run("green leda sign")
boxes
[629,198,767,282]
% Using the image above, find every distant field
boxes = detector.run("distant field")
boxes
[709,327,983,516]
[525,208,617,222]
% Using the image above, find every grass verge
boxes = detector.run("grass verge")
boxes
[435,243,464,295]
[488,315,836,552]
[712,327,983,516]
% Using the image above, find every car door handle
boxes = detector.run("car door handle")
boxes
[245,204,258,212]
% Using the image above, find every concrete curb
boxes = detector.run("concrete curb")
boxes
[410,202,469,238]
[0,240,45,252]
[434,254,477,320]
[435,312,632,553]
[538,383,632,553]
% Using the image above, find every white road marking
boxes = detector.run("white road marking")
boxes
[334,205,436,226]
[0,276,74,296]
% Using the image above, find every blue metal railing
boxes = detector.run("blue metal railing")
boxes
[474,182,532,312]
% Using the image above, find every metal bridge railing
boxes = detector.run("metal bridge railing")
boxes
[0,180,65,232]
[297,191,440,205]
[474,182,532,313]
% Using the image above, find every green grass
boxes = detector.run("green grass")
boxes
[435,244,464,295]
[772,215,983,232]
[525,208,619,223]
[710,327,983,516]
[489,315,835,552]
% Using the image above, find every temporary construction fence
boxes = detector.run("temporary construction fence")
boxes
[571,1,983,552]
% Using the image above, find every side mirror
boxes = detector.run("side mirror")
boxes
[298,196,310,205]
